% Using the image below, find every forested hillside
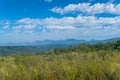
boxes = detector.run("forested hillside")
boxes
[50,40,120,54]
[0,44,69,56]
[0,39,120,56]
[0,40,120,80]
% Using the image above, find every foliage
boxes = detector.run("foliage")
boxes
[0,40,120,79]
[0,51,120,80]
[53,40,120,54]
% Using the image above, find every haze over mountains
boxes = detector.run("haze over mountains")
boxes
[0,37,120,55]
[0,37,120,46]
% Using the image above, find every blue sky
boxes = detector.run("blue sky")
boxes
[0,0,120,43]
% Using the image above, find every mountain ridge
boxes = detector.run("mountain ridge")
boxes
[0,37,120,46]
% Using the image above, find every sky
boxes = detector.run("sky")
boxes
[0,0,120,43]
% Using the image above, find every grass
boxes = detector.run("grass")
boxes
[0,51,120,80]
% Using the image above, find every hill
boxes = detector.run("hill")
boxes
[0,37,120,46]
[0,37,120,55]
[0,40,120,80]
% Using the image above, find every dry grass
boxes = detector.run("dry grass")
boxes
[0,51,120,80]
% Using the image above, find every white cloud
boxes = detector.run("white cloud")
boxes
[13,25,22,29]
[17,18,41,25]
[46,25,76,30]
[1,15,120,42]
[13,15,120,31]
[23,24,37,29]
[3,25,9,29]
[51,3,120,15]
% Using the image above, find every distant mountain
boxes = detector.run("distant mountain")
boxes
[102,37,120,42]
[0,37,120,46]
[87,37,120,44]
[0,37,120,55]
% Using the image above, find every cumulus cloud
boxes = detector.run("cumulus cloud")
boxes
[51,3,120,15]
[46,25,76,30]
[3,25,9,29]
[1,15,120,42]
[9,15,120,31]
[13,24,37,29]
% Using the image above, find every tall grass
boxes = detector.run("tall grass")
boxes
[0,51,120,80]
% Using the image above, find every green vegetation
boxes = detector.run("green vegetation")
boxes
[0,44,69,56]
[0,40,120,80]
[51,40,120,55]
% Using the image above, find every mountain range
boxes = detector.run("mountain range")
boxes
[0,37,120,46]
[0,37,120,55]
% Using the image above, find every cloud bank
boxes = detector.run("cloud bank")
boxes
[1,2,120,42]
[51,3,120,15]
[0,15,120,42]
